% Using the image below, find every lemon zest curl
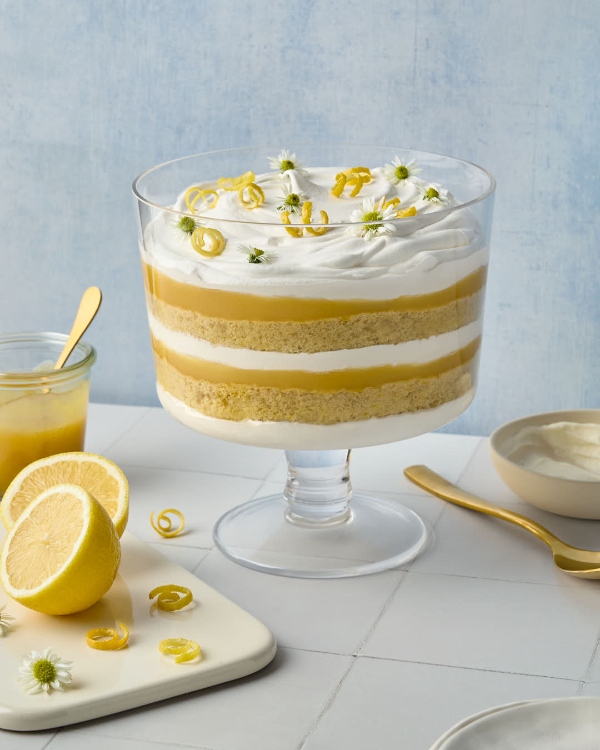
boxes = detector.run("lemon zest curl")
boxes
[149,584,193,611]
[396,205,417,218]
[159,637,202,664]
[190,227,226,257]
[301,201,329,236]
[86,622,129,650]
[185,187,219,213]
[331,167,372,198]
[150,508,186,538]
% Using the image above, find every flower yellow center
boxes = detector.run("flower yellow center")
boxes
[32,659,57,685]
[362,210,383,231]
[280,159,295,171]
[395,165,409,180]
[249,248,265,264]
[424,187,440,201]
[285,193,300,206]
[178,216,196,235]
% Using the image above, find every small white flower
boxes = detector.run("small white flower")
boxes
[276,183,308,214]
[383,157,421,185]
[0,603,14,636]
[418,184,446,204]
[348,197,397,240]
[268,149,306,175]
[238,245,276,264]
[18,648,73,695]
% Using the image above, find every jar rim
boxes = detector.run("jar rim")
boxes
[0,332,96,386]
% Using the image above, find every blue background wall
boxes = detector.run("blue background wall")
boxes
[1,0,598,437]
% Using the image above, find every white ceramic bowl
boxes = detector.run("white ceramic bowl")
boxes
[489,409,600,519]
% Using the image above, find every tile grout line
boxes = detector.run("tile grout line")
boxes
[356,652,586,683]
[296,655,357,750]
[92,405,152,454]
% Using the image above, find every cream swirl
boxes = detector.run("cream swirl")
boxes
[142,165,487,300]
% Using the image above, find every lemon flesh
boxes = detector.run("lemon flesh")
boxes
[1,451,129,537]
[0,483,121,615]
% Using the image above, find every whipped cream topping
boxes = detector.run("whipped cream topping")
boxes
[502,422,600,481]
[142,162,488,300]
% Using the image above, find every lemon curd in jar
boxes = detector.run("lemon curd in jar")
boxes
[0,333,96,496]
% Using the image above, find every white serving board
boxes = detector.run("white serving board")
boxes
[0,531,276,731]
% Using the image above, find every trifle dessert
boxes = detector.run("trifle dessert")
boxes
[136,147,494,450]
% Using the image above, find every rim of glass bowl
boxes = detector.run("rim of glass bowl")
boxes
[0,332,96,387]
[132,144,496,228]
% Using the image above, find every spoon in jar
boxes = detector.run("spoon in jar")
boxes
[53,286,102,370]
[404,465,600,580]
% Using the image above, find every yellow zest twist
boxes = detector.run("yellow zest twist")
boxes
[331,166,372,198]
[149,584,193,611]
[301,201,329,236]
[150,508,186,538]
[86,622,129,650]
[190,226,226,258]
[185,186,219,213]
[382,197,401,210]
[218,171,264,208]
[396,205,417,218]
[238,182,265,209]
[218,171,255,191]
[281,210,303,237]
[159,637,202,664]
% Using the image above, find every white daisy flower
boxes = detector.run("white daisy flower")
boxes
[348,197,397,240]
[18,648,73,694]
[268,149,306,175]
[238,245,276,264]
[382,157,422,185]
[0,603,14,636]
[418,184,446,205]
[276,183,308,214]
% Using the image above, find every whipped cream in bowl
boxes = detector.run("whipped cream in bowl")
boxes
[490,410,600,519]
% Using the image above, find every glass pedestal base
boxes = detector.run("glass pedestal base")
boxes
[213,449,428,578]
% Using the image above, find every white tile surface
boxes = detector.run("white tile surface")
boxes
[362,571,600,679]
[105,407,281,479]
[303,657,579,750]
[86,403,150,454]
[54,648,352,750]
[194,549,403,654]
[49,736,190,750]
[6,404,600,749]
[0,730,56,749]
[124,465,262,549]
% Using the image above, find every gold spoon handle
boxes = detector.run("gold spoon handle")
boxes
[54,287,102,370]
[404,465,562,550]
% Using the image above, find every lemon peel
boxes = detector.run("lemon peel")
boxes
[396,205,418,218]
[382,197,401,210]
[301,201,329,236]
[218,171,255,191]
[149,584,193,611]
[331,167,372,198]
[238,182,265,209]
[150,508,186,538]
[86,622,129,651]
[281,211,303,237]
[190,227,226,257]
[159,637,202,664]
[185,186,219,213]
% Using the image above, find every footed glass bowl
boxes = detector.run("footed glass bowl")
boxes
[133,145,495,577]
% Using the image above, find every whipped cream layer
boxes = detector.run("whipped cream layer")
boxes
[149,314,482,372]
[157,384,475,450]
[142,164,488,300]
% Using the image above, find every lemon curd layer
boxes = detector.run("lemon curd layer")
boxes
[143,262,486,322]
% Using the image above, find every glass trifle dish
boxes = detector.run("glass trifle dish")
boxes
[133,145,495,578]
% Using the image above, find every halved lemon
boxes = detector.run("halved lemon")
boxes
[0,483,121,615]
[1,452,129,537]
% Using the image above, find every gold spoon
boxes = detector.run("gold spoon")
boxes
[404,464,600,580]
[54,286,102,369]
